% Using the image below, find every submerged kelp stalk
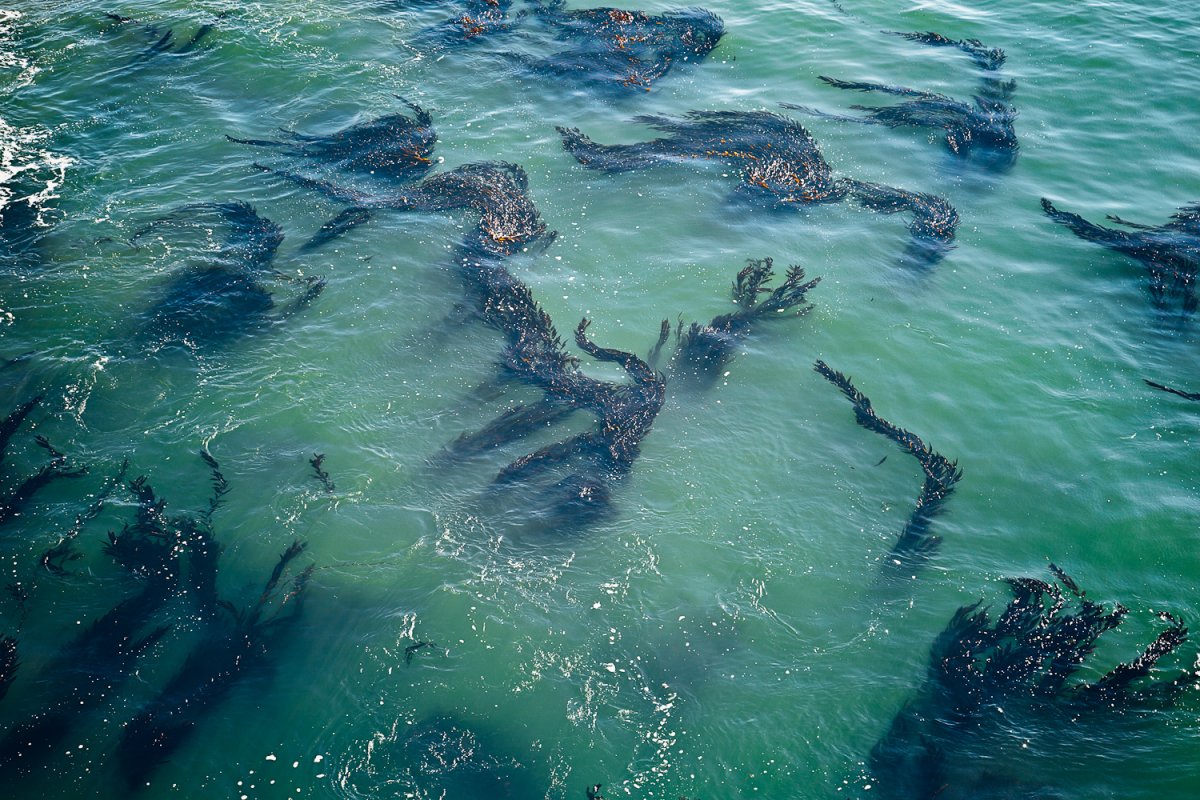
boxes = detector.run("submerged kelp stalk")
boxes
[130,201,324,349]
[0,634,16,702]
[41,456,130,575]
[101,11,217,61]
[814,361,961,578]
[865,567,1197,799]
[0,396,87,527]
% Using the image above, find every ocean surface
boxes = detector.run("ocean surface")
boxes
[1,1,1198,798]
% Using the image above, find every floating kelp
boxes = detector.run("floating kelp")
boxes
[784,76,1018,168]
[886,30,1006,72]
[259,159,554,256]
[130,201,324,350]
[117,540,313,789]
[670,257,821,387]
[558,111,958,265]
[814,361,961,578]
[885,30,1014,102]
[310,452,335,493]
[100,11,217,61]
[448,244,664,527]
[409,0,519,49]
[227,99,436,183]
[842,179,961,268]
[509,3,724,93]
[1041,197,1199,315]
[864,567,1197,800]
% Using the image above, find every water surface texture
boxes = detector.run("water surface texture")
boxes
[1,1,1198,799]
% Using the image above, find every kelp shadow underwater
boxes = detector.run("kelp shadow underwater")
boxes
[0,448,318,791]
[125,200,325,356]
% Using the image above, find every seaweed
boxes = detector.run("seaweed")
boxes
[509,5,724,93]
[1145,379,1200,401]
[864,568,1197,799]
[0,635,16,703]
[1042,197,1200,315]
[228,99,436,183]
[131,201,324,348]
[814,361,962,578]
[558,111,958,264]
[0,474,183,773]
[310,452,336,493]
[672,258,820,386]
[783,77,1018,169]
[1,397,87,528]
[117,540,313,789]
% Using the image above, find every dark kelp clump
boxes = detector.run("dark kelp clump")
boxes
[446,244,664,527]
[670,257,821,387]
[864,567,1197,800]
[408,0,519,50]
[815,361,961,579]
[510,3,724,93]
[885,30,1014,102]
[1042,197,1200,315]
[131,201,324,349]
[558,111,958,266]
[227,99,436,183]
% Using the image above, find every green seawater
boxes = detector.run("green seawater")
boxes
[1,1,1198,798]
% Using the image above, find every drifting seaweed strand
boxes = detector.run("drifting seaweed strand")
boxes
[0,438,87,528]
[117,540,314,789]
[1145,379,1200,401]
[885,30,1006,71]
[41,456,130,575]
[814,360,962,576]
[310,453,336,493]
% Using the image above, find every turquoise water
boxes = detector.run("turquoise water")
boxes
[1,1,1198,798]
